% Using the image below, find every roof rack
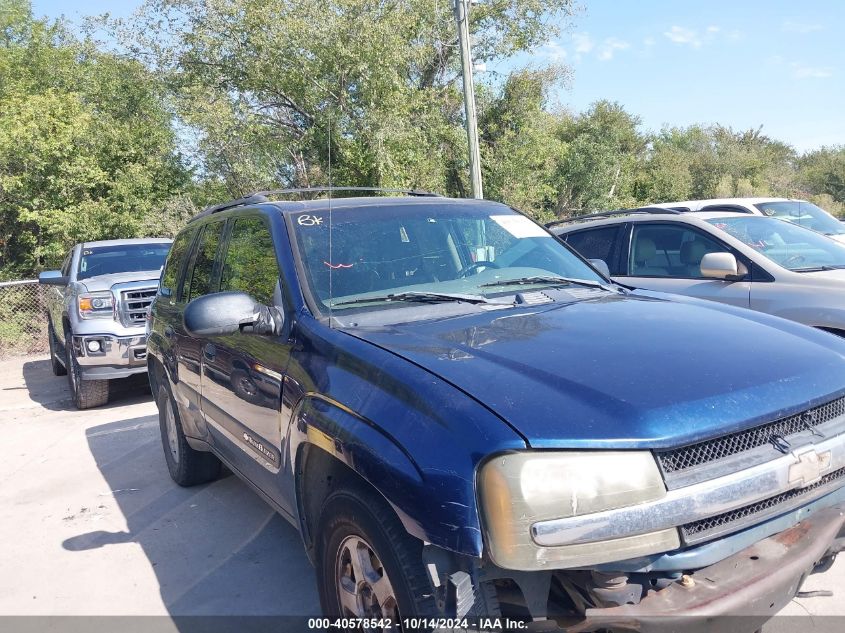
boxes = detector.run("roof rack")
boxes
[545,206,679,228]
[190,187,442,222]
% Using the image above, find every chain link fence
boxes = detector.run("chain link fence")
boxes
[0,280,49,359]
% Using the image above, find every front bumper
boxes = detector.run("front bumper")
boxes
[72,334,148,380]
[570,505,845,632]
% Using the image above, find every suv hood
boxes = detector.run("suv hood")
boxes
[79,270,161,292]
[345,294,845,449]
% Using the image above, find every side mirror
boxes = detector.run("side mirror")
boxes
[38,270,69,286]
[183,291,284,337]
[700,252,744,280]
[588,259,611,278]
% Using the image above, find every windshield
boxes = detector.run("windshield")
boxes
[753,200,845,236]
[77,243,171,280]
[707,216,845,271]
[289,203,605,313]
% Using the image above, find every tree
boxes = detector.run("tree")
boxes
[0,1,189,276]
[119,0,577,197]
[479,67,567,221]
[798,146,845,212]
[553,101,644,215]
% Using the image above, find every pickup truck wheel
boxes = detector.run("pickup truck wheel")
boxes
[157,383,221,486]
[65,335,109,409]
[316,486,501,628]
[47,321,67,376]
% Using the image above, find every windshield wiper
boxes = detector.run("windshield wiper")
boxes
[479,275,614,291]
[332,291,495,307]
[793,265,845,272]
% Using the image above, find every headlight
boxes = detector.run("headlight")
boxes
[478,451,680,570]
[78,291,114,319]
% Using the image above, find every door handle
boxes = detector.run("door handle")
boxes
[203,343,216,360]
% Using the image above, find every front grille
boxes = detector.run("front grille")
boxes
[119,288,156,326]
[680,467,845,542]
[657,396,845,475]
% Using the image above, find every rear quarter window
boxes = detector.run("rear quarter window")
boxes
[564,226,623,274]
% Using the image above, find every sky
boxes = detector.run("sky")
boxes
[32,0,845,153]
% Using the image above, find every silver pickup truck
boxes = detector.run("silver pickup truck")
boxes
[38,238,171,409]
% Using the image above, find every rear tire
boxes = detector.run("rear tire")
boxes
[48,321,67,376]
[65,331,108,409]
[157,383,221,486]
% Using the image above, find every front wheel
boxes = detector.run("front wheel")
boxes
[65,332,108,409]
[316,485,500,630]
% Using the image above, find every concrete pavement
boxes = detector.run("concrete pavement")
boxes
[0,355,318,618]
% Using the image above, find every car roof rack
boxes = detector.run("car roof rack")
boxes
[190,187,443,222]
[545,206,680,228]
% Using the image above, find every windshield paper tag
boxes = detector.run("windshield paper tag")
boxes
[490,215,549,238]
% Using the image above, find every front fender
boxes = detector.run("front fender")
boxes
[283,315,527,559]
[290,393,482,558]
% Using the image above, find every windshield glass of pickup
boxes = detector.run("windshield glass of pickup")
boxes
[753,200,845,236]
[290,204,604,312]
[78,244,171,280]
[708,216,845,271]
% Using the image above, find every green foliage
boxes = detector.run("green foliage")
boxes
[0,2,190,277]
[122,0,577,197]
[3,0,845,287]
[798,146,845,214]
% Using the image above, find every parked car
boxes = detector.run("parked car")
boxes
[649,197,845,243]
[39,238,172,409]
[551,208,845,336]
[148,189,845,631]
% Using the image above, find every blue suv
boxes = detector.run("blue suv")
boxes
[147,189,845,631]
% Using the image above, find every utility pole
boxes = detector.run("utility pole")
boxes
[454,0,483,199]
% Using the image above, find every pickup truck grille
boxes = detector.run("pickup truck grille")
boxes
[119,287,157,327]
[680,466,845,543]
[657,395,845,476]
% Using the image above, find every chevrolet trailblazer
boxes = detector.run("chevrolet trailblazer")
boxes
[147,189,845,631]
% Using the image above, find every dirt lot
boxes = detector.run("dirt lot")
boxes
[0,354,842,629]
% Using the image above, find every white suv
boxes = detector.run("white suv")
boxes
[551,209,845,335]
[649,197,845,244]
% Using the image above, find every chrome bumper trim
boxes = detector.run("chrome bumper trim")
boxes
[531,432,845,547]
[73,334,147,368]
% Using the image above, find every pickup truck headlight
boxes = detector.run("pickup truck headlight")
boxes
[478,451,680,570]
[78,291,115,319]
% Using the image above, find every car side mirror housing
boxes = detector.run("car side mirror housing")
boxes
[588,259,611,278]
[183,291,284,337]
[700,252,745,280]
[38,270,69,286]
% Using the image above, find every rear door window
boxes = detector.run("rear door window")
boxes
[160,229,196,300]
[185,222,225,302]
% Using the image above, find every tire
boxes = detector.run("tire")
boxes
[157,382,221,486]
[316,484,500,629]
[48,321,67,376]
[65,331,109,410]
[230,368,262,405]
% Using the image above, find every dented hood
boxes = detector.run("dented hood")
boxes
[344,293,845,449]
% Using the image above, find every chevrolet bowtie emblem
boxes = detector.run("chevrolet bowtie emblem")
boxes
[787,446,832,488]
